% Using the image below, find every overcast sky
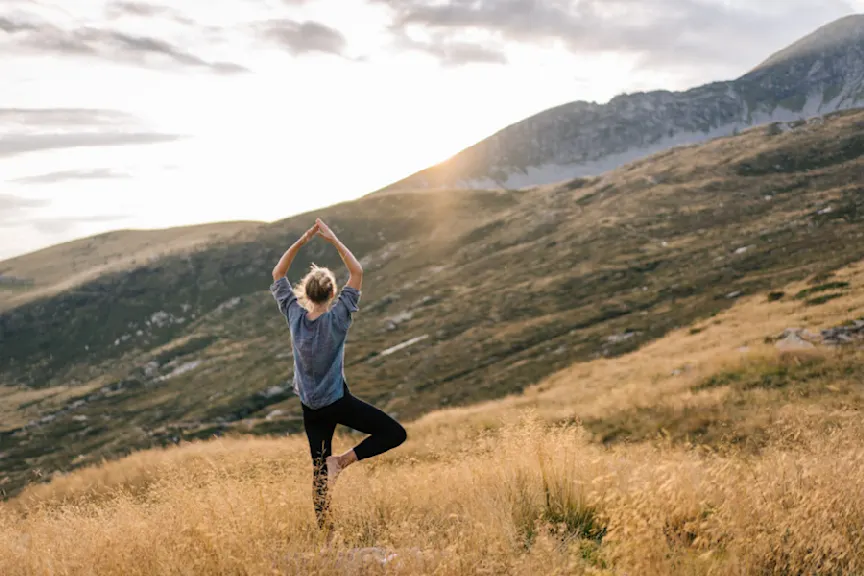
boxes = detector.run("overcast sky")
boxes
[1,0,861,260]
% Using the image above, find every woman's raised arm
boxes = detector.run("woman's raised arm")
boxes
[271,223,318,281]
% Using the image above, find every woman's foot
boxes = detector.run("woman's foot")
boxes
[325,450,358,489]
[325,455,343,487]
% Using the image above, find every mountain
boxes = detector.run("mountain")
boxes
[377,15,864,193]
[2,108,864,498]
[0,221,261,312]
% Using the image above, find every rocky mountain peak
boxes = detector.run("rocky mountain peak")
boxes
[376,15,864,194]
[752,14,864,72]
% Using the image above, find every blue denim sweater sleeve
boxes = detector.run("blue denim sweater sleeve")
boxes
[332,287,361,330]
[270,277,298,319]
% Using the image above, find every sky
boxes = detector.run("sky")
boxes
[1,0,862,260]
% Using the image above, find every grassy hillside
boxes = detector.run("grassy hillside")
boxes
[0,221,261,312]
[2,260,864,575]
[3,109,864,500]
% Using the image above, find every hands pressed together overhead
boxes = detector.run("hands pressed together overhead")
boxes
[300,218,337,245]
[273,217,361,287]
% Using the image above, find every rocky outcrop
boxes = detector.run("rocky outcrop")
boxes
[772,320,864,349]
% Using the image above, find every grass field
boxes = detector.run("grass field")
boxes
[2,261,864,575]
[5,416,864,575]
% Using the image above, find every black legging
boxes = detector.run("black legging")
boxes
[302,383,407,528]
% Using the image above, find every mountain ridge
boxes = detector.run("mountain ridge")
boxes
[376,14,864,193]
[0,221,263,312]
[752,14,864,71]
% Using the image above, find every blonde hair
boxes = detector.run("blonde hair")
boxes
[295,264,337,310]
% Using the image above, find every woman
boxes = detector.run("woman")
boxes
[270,218,407,529]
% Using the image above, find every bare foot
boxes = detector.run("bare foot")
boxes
[325,455,343,488]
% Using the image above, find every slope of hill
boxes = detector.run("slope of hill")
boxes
[0,221,262,311]
[3,258,864,575]
[2,108,864,499]
[378,15,864,193]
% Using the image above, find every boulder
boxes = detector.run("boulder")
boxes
[821,319,864,346]
[775,329,816,350]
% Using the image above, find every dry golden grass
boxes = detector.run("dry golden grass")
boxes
[2,261,864,575]
[3,414,864,575]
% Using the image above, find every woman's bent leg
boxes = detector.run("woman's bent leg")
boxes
[336,393,407,461]
[302,407,337,530]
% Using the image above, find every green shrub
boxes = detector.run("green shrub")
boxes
[805,293,845,306]
[767,291,785,302]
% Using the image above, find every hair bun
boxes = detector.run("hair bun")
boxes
[298,265,337,307]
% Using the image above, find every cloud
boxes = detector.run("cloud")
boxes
[0,194,129,236]
[257,19,347,55]
[0,194,129,248]
[393,26,507,65]
[373,0,856,71]
[0,15,38,33]
[0,13,248,74]
[105,2,176,18]
[0,194,50,224]
[209,60,249,74]
[396,31,507,65]
[0,133,181,158]
[0,108,134,126]
[106,1,171,18]
[432,42,507,65]
[104,1,194,25]
[10,169,131,185]
[0,107,183,158]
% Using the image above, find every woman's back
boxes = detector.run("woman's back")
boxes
[270,277,361,409]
